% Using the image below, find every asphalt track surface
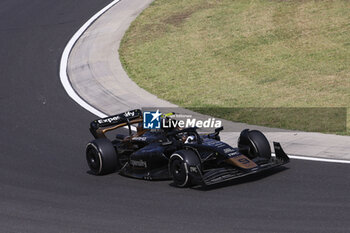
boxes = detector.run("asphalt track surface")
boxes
[1,0,350,232]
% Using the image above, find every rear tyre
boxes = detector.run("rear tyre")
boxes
[238,129,271,160]
[169,150,200,187]
[86,138,118,175]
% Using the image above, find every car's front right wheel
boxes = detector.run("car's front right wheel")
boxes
[238,129,271,160]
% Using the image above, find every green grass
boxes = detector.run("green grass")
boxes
[120,0,350,134]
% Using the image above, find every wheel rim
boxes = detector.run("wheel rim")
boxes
[170,158,187,186]
[86,147,100,173]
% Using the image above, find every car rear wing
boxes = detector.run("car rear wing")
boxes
[90,109,143,138]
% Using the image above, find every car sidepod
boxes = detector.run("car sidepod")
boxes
[119,142,173,180]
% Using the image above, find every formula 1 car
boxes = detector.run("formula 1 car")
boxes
[86,109,289,187]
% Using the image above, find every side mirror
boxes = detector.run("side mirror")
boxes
[215,126,224,133]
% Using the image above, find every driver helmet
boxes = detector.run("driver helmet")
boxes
[184,135,196,144]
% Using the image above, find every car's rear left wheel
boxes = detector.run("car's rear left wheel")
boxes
[86,138,118,175]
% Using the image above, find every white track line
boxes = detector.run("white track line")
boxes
[59,0,136,131]
[59,0,122,118]
[59,0,137,131]
[271,153,350,164]
[288,155,350,164]
[59,0,350,164]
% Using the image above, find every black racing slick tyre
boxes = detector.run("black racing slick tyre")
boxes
[238,129,271,160]
[248,130,271,159]
[169,150,201,188]
[86,138,118,175]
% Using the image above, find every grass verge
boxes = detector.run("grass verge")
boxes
[120,0,350,134]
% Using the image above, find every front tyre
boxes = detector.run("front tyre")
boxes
[238,129,271,160]
[169,150,201,187]
[248,130,271,160]
[86,138,118,175]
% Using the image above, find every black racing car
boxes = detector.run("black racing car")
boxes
[86,109,289,187]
